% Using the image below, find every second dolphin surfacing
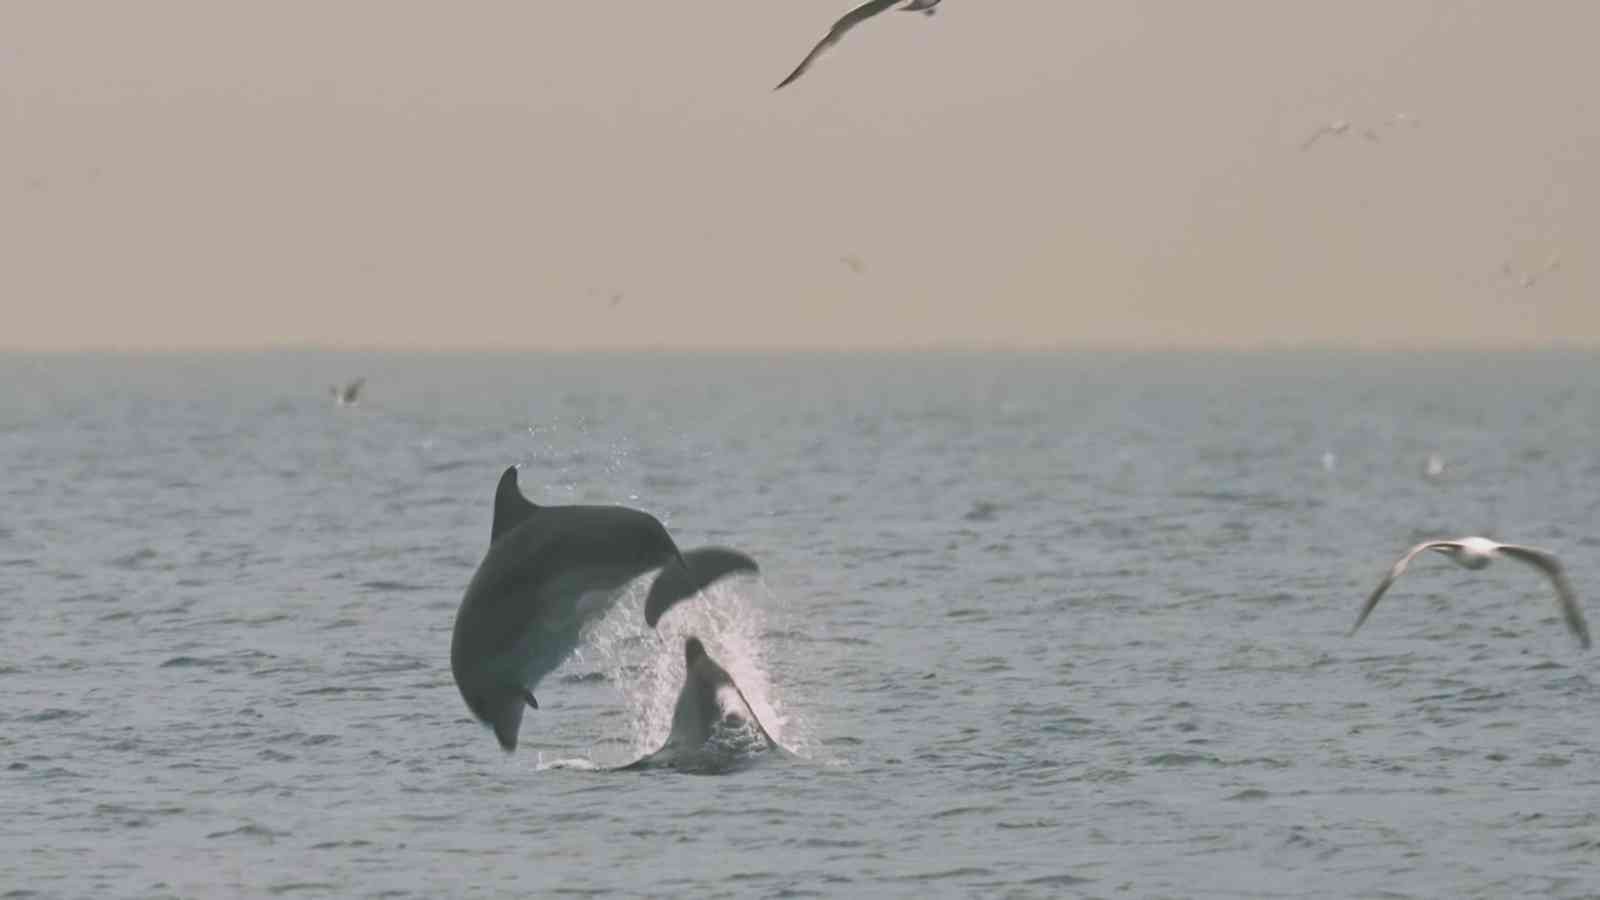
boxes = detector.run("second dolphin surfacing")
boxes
[451,466,760,752]
[620,636,785,774]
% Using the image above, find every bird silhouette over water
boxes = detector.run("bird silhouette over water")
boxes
[1421,453,1446,480]
[330,377,365,407]
[1350,537,1590,649]
[776,0,941,91]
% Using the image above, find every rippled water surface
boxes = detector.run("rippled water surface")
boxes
[4,351,1600,898]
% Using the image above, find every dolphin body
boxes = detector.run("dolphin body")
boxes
[620,637,784,774]
[451,466,760,752]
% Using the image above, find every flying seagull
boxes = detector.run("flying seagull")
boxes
[1491,249,1563,292]
[775,0,941,91]
[330,377,365,407]
[1349,537,1590,649]
[1300,120,1351,151]
[1422,453,1446,480]
[1300,112,1422,151]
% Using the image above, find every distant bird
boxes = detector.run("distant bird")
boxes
[1300,112,1421,151]
[1300,120,1351,151]
[1350,537,1590,649]
[840,254,866,274]
[775,0,941,91]
[608,291,625,309]
[1321,451,1338,472]
[1496,249,1563,292]
[1422,453,1446,480]
[330,377,365,407]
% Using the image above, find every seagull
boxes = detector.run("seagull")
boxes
[330,377,365,407]
[1300,113,1422,151]
[775,0,941,91]
[1300,120,1351,151]
[1495,249,1563,292]
[1422,453,1446,479]
[1350,537,1590,649]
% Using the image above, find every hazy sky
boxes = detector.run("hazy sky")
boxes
[3,1,1596,350]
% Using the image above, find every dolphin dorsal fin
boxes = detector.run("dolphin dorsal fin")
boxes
[491,465,539,543]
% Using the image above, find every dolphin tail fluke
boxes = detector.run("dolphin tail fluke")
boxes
[643,546,760,627]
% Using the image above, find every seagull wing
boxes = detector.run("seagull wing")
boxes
[1350,541,1461,636]
[1497,545,1591,649]
[776,0,904,90]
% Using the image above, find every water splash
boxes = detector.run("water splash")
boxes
[534,754,603,772]
[580,579,810,766]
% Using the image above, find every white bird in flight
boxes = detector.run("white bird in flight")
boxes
[775,0,941,91]
[1300,119,1351,151]
[1422,453,1446,479]
[1300,112,1421,151]
[1350,537,1590,649]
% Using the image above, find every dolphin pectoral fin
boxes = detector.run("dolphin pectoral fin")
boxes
[643,546,761,627]
[490,692,527,753]
[523,690,539,710]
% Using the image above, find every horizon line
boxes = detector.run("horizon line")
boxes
[3,339,1599,355]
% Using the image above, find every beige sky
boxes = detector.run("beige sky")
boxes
[2,1,1596,350]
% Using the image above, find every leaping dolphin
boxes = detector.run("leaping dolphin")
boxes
[450,466,761,751]
[620,636,784,773]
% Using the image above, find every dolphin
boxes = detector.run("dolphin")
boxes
[450,466,760,751]
[619,636,784,773]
